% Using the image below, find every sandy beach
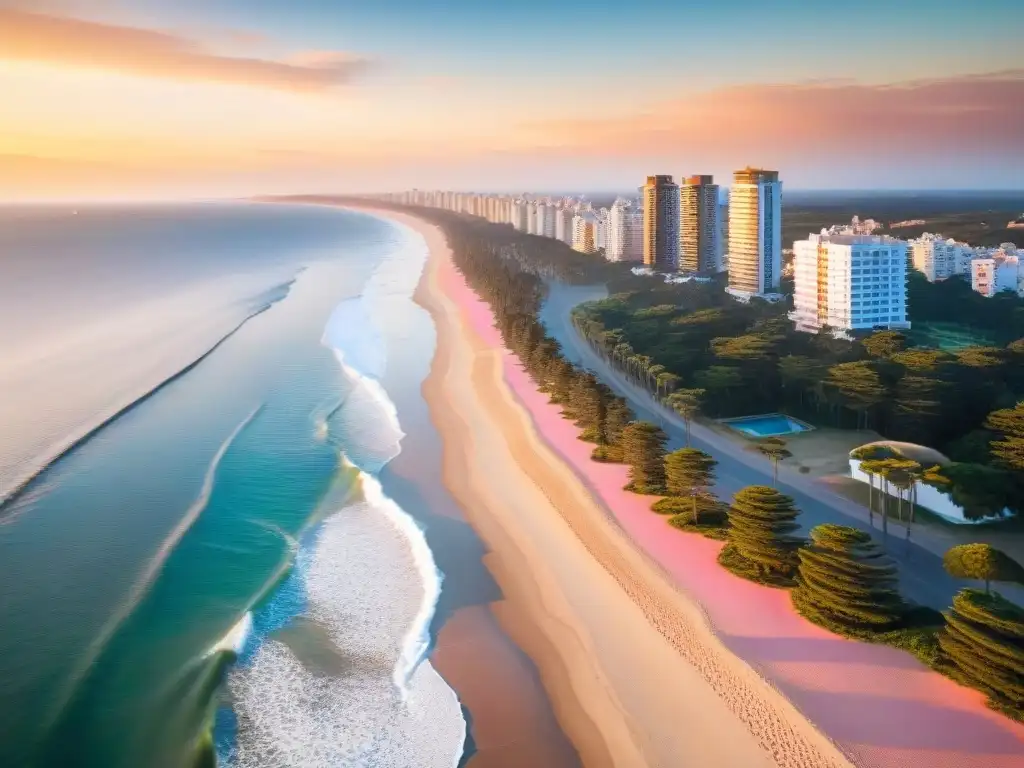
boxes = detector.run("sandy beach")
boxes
[395,207,857,768]
[329,203,1024,768]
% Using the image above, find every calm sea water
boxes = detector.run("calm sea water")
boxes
[0,203,466,767]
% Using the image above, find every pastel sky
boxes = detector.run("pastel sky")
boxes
[1,0,1022,199]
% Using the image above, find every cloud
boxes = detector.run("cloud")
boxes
[518,70,1024,168]
[0,9,371,92]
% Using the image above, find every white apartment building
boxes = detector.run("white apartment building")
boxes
[972,253,1020,297]
[606,199,643,262]
[511,200,528,231]
[909,233,972,281]
[727,168,782,300]
[534,202,548,238]
[525,201,539,235]
[790,232,910,334]
[572,212,598,254]
[594,207,609,251]
[541,203,557,238]
[555,204,575,245]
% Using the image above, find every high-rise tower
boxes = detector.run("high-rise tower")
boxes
[642,175,680,270]
[680,175,723,273]
[727,168,782,299]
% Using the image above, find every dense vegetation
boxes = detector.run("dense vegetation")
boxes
[573,268,1024,520]
[370,201,1024,721]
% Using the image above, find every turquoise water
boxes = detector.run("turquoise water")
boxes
[722,414,813,438]
[0,204,467,767]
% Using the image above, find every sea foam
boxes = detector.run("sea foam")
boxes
[227,221,464,766]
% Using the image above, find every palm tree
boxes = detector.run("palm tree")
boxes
[756,437,792,487]
[851,445,892,529]
[657,372,681,403]
[648,364,666,396]
[666,388,705,446]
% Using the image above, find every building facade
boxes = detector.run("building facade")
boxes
[971,254,1020,297]
[641,175,681,270]
[572,212,598,254]
[909,233,972,281]
[606,198,643,262]
[680,174,723,273]
[791,233,910,334]
[727,168,782,299]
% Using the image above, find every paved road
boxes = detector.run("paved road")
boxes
[540,281,1024,610]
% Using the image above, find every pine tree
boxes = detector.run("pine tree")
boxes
[755,436,792,487]
[943,543,1024,596]
[666,388,705,446]
[570,372,607,441]
[604,397,632,446]
[936,589,1024,718]
[664,448,717,523]
[621,421,668,494]
[986,402,1024,473]
[792,525,905,632]
[720,485,803,586]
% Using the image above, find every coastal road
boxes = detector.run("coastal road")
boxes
[540,281,1024,611]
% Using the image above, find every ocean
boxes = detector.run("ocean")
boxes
[0,203,467,767]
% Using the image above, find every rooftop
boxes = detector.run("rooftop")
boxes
[804,232,907,247]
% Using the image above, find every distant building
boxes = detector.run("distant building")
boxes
[607,198,643,262]
[511,199,528,231]
[791,232,910,334]
[572,211,598,254]
[972,249,1020,297]
[541,202,557,238]
[554,204,575,245]
[594,207,609,251]
[641,175,681,270]
[680,174,723,273]
[727,168,782,300]
[908,233,972,282]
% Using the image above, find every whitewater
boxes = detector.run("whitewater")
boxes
[226,219,467,766]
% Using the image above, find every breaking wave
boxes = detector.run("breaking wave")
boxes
[225,223,465,766]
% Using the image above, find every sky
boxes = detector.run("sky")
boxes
[0,0,1022,199]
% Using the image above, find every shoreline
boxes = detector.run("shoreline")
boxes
[292,201,1023,768]
[393,206,844,767]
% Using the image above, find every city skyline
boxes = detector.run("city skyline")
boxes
[1,0,1023,200]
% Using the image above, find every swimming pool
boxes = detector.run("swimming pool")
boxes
[720,413,813,438]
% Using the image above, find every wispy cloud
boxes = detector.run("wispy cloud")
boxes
[518,70,1024,164]
[0,9,372,92]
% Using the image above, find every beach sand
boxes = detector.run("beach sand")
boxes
[320,202,1024,768]
[397,208,855,768]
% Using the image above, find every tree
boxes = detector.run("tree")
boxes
[792,524,905,632]
[826,361,887,429]
[666,388,705,446]
[936,589,1024,717]
[986,401,1024,473]
[755,436,792,487]
[656,371,681,400]
[603,396,633,448]
[859,457,907,546]
[943,544,1024,595]
[720,485,803,586]
[664,448,718,524]
[778,355,824,407]
[621,421,669,493]
[851,445,895,528]
[862,329,908,358]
